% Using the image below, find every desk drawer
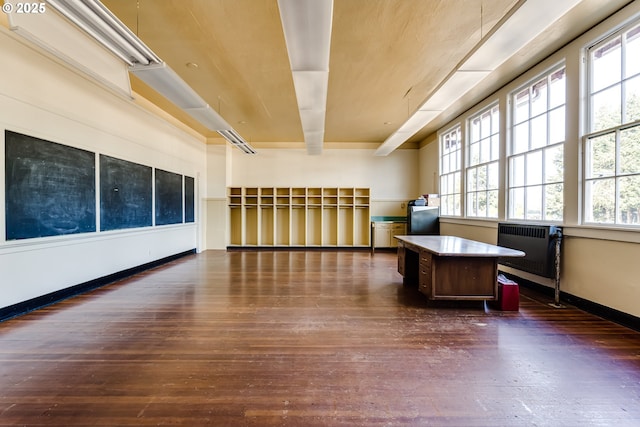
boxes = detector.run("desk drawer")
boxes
[419,250,432,267]
[419,269,431,296]
[418,254,432,296]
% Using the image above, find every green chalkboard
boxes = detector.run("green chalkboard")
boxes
[5,130,96,240]
[155,169,183,225]
[100,155,152,231]
[185,176,194,223]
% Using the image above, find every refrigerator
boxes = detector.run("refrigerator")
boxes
[407,202,439,235]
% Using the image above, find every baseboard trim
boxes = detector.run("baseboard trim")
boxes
[0,249,196,323]
[226,246,373,252]
[501,271,640,333]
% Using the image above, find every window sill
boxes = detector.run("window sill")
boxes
[439,217,640,244]
[563,225,640,244]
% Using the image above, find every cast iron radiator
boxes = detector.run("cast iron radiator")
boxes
[497,223,563,278]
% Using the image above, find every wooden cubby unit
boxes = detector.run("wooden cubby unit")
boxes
[229,187,242,207]
[354,207,371,246]
[291,187,306,206]
[227,187,370,248]
[245,207,258,245]
[229,206,242,245]
[260,206,274,245]
[307,206,322,246]
[244,187,258,206]
[308,188,322,207]
[260,187,274,206]
[322,207,338,246]
[338,207,354,246]
[275,206,290,246]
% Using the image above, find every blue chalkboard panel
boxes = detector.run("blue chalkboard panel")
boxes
[155,169,183,225]
[185,176,194,223]
[5,130,96,240]
[100,155,152,231]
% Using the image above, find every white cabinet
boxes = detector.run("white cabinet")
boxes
[373,222,406,248]
[374,225,391,248]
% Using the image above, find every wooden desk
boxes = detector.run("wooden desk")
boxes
[395,235,525,301]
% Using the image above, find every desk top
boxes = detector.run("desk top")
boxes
[395,235,525,258]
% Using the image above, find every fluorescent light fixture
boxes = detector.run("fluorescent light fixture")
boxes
[292,71,329,110]
[374,110,440,156]
[299,109,326,132]
[277,0,333,71]
[459,0,582,72]
[131,62,207,109]
[304,131,324,155]
[419,71,490,111]
[46,0,256,154]
[306,145,322,155]
[219,130,256,154]
[184,106,232,131]
[47,0,160,66]
[398,110,442,134]
[7,1,132,97]
[376,0,579,156]
[375,131,414,156]
[375,70,488,156]
[279,0,333,155]
[304,131,324,143]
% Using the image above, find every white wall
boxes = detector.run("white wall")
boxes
[418,136,439,195]
[432,2,640,318]
[229,147,419,199]
[205,144,228,249]
[0,29,207,310]
[227,146,419,220]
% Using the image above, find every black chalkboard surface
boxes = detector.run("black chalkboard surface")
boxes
[100,155,152,231]
[5,130,96,240]
[155,169,183,225]
[185,176,195,223]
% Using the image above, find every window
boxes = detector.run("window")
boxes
[589,24,640,132]
[508,65,566,221]
[585,21,640,226]
[585,127,640,224]
[466,104,499,218]
[439,125,462,216]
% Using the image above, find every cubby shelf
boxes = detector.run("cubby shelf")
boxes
[227,187,371,247]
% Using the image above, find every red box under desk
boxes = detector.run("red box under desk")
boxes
[496,282,519,311]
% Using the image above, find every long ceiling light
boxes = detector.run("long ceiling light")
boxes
[46,0,160,66]
[374,0,582,156]
[45,0,256,154]
[278,0,333,155]
[219,130,257,154]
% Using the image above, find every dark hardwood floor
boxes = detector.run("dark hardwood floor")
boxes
[1,250,639,426]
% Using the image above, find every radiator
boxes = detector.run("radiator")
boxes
[497,223,562,278]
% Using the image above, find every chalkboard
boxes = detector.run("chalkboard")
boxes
[155,169,183,225]
[100,155,152,231]
[184,176,195,223]
[5,130,96,240]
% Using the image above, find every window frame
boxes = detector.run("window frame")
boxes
[507,63,566,223]
[583,18,640,228]
[439,124,462,217]
[465,102,500,219]
[583,123,640,226]
[587,22,640,134]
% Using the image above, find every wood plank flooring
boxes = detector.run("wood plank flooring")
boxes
[1,250,639,426]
